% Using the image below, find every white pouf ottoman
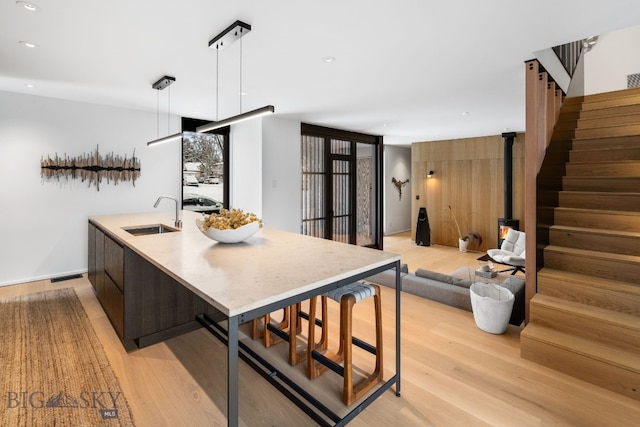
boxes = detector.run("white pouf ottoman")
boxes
[470,282,515,334]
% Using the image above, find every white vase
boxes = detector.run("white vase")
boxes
[469,282,515,334]
[458,238,468,252]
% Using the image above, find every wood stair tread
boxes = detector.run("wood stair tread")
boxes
[545,244,640,263]
[554,206,640,217]
[569,146,640,153]
[521,323,640,373]
[558,190,640,196]
[550,225,640,239]
[576,115,640,130]
[538,268,640,297]
[562,174,640,178]
[571,137,640,145]
[565,160,640,165]
[570,87,640,103]
[531,294,640,332]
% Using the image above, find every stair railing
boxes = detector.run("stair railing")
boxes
[552,40,584,78]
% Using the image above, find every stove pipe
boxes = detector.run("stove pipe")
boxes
[501,132,517,219]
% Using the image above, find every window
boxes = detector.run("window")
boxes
[181,118,229,214]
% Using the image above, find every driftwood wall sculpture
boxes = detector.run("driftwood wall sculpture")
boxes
[41,145,141,191]
[391,177,409,200]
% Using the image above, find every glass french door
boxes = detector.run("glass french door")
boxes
[329,139,353,243]
[301,125,381,248]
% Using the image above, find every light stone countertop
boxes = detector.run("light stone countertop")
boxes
[89,210,401,318]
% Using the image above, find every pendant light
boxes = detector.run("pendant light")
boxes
[146,76,183,146]
[147,20,274,146]
[196,20,274,133]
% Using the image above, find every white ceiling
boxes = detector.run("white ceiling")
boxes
[2,1,640,146]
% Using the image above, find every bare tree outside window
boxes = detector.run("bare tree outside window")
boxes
[182,132,225,214]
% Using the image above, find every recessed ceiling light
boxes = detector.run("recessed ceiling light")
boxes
[322,56,336,63]
[16,1,40,12]
[25,83,37,88]
[19,41,38,48]
[240,91,248,96]
[461,111,469,116]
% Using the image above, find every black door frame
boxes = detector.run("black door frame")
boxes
[302,123,384,249]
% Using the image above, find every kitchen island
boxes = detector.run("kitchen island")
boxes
[88,210,402,426]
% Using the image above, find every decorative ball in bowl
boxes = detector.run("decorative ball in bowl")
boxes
[196,208,262,243]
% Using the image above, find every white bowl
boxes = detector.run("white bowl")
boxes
[196,219,260,243]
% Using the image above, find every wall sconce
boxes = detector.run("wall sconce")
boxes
[427,170,434,178]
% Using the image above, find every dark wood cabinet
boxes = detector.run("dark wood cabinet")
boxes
[88,223,96,286]
[104,235,124,292]
[104,273,124,337]
[88,220,220,351]
[88,223,105,302]
[88,222,124,339]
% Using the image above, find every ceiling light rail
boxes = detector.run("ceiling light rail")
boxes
[196,105,275,133]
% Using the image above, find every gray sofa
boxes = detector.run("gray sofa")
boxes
[366,264,525,326]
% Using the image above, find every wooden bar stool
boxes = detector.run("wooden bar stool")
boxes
[288,296,329,366]
[307,282,383,406]
[252,299,328,367]
[250,306,295,347]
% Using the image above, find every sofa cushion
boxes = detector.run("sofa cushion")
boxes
[415,268,472,289]
[364,263,408,289]
[415,268,455,284]
[402,274,472,311]
[452,278,472,289]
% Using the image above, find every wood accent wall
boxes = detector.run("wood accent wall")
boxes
[411,134,525,252]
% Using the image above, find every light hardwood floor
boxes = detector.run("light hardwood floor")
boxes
[2,232,638,426]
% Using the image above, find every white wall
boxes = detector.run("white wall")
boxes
[584,25,640,95]
[261,117,301,233]
[384,145,412,235]
[229,119,263,216]
[0,90,181,286]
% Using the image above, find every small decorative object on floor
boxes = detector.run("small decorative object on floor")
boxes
[447,205,482,251]
[196,208,262,243]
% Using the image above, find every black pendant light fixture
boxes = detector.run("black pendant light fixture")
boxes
[147,20,274,146]
[196,20,274,133]
[146,75,183,146]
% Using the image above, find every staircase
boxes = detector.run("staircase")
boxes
[521,87,640,401]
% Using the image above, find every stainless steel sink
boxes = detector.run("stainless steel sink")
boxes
[122,224,179,236]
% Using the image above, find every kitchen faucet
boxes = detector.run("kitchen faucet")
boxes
[154,196,182,228]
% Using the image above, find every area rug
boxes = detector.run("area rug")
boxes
[476,254,492,262]
[0,288,135,426]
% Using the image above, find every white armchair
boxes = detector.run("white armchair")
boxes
[487,228,525,275]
